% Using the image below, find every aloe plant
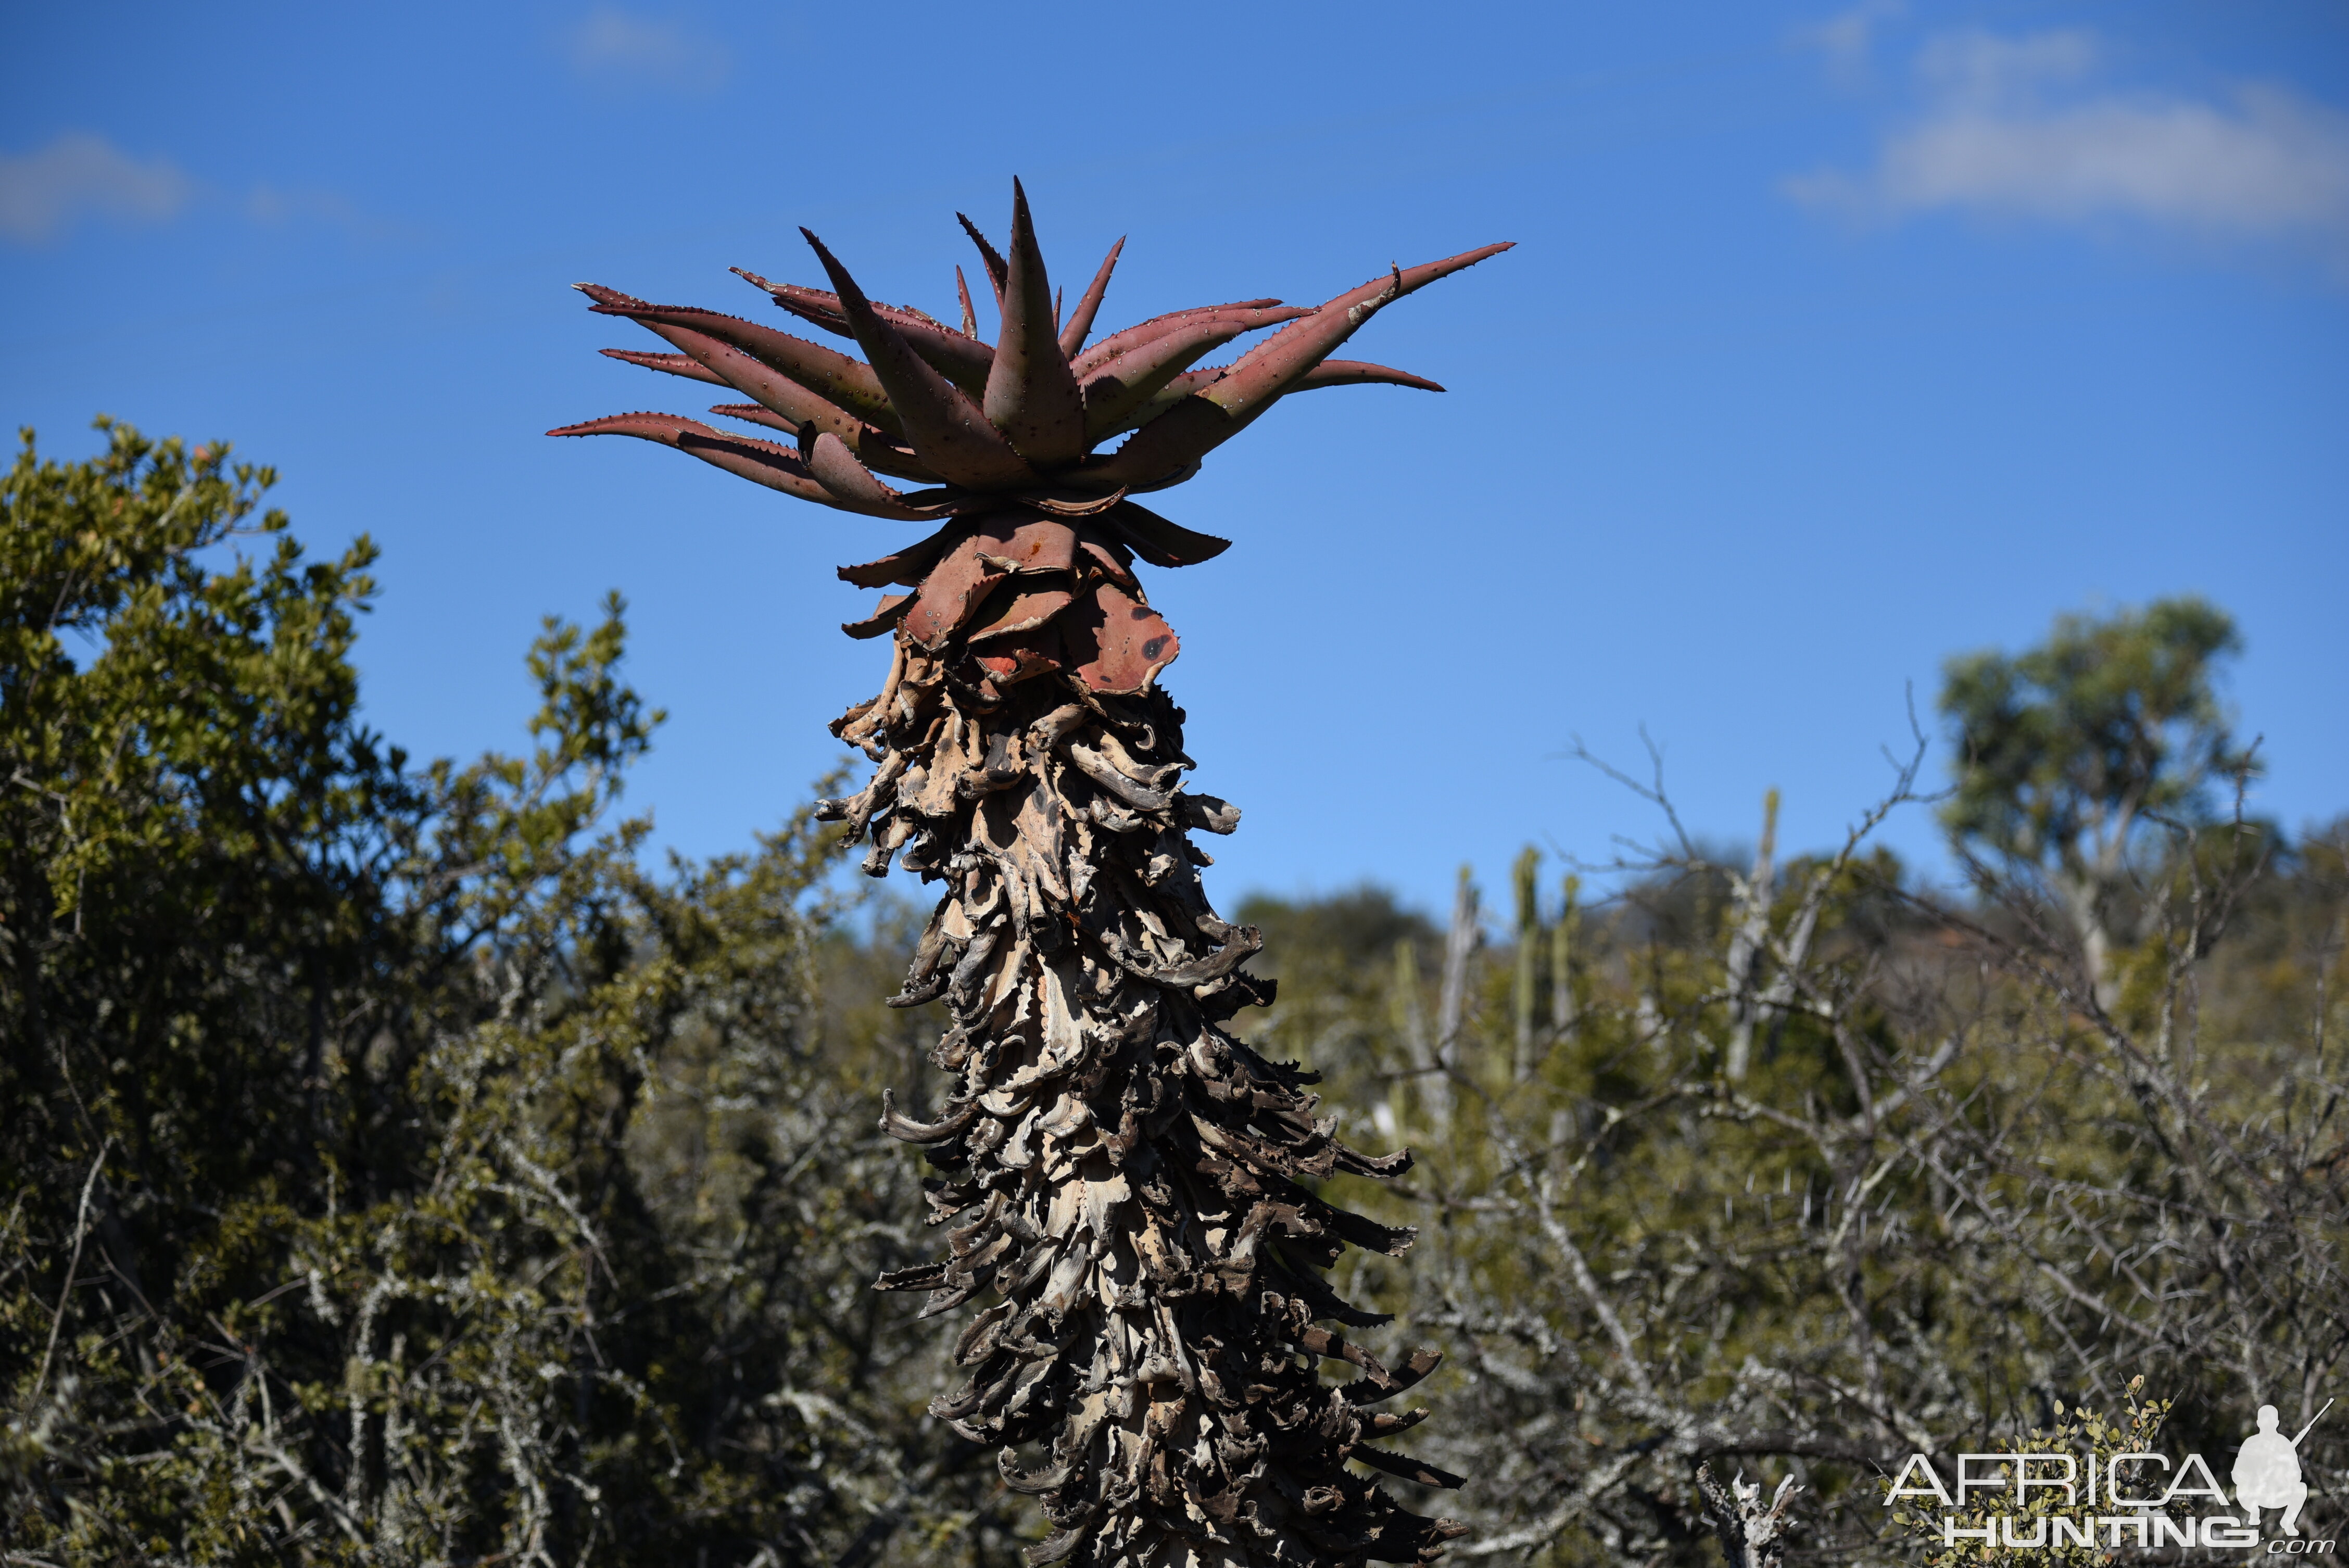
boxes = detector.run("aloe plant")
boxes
[553,182,1508,1567]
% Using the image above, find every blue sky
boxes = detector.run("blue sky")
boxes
[5,1,2344,924]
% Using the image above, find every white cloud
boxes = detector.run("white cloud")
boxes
[244,182,395,241]
[1913,28,2096,104]
[1836,89,2349,233]
[0,133,190,244]
[1788,29,2349,268]
[566,6,731,95]
[1798,1,1906,81]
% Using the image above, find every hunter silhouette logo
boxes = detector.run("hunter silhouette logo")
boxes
[1885,1392,2333,1553]
[2238,1401,2330,1538]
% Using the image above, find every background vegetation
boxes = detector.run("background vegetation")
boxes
[5,423,2342,1564]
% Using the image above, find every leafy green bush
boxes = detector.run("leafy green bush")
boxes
[1,421,1015,1565]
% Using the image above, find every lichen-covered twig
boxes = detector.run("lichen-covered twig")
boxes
[1695,1464,1799,1568]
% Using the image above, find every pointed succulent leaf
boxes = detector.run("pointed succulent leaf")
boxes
[955,266,979,338]
[982,180,1087,467]
[546,411,840,508]
[736,267,994,395]
[1101,499,1231,567]
[841,591,914,640]
[1058,236,1123,359]
[956,213,1009,304]
[1201,243,1510,422]
[802,230,1039,492]
[586,299,946,481]
[1004,487,1128,519]
[1082,243,1509,488]
[837,522,966,589]
[1083,358,1444,447]
[709,401,800,436]
[744,270,952,334]
[1071,301,1302,377]
[1094,366,1221,441]
[578,283,901,435]
[1287,358,1446,393]
[590,310,882,452]
[599,348,726,386]
[799,430,945,519]
[1078,315,1261,443]
[1074,523,1139,588]
[708,404,942,484]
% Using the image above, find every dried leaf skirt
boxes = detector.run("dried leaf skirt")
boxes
[828,585,1466,1568]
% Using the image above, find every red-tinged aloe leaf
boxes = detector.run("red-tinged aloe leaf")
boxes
[1201,242,1510,423]
[1085,402,1248,493]
[975,623,1066,686]
[955,266,979,338]
[548,411,841,509]
[802,229,1038,492]
[956,213,1008,304]
[1065,579,1180,694]
[842,592,913,640]
[737,267,993,396]
[859,446,950,487]
[1058,236,1123,359]
[600,348,726,386]
[1078,316,1259,444]
[1094,366,1222,441]
[973,515,1077,575]
[1101,499,1230,568]
[869,304,995,394]
[1076,356,1438,449]
[595,308,941,482]
[1007,487,1128,519]
[883,485,964,511]
[737,269,952,335]
[577,283,903,436]
[801,430,940,519]
[1075,524,1139,589]
[734,275,853,336]
[1071,301,1300,377]
[1088,243,1511,487]
[967,582,1075,643]
[1288,358,1446,394]
[593,312,873,446]
[902,533,1006,650]
[838,522,965,589]
[710,401,800,436]
[707,405,944,484]
[982,180,1086,467]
